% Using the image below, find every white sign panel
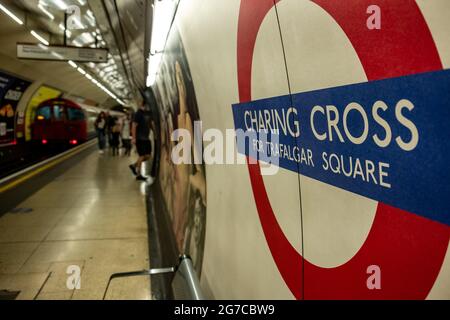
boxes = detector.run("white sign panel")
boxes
[17,44,108,63]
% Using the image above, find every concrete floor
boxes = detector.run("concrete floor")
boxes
[0,149,152,300]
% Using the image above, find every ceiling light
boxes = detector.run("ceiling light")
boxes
[86,9,94,19]
[30,30,49,46]
[68,60,77,68]
[59,23,72,38]
[38,4,54,20]
[72,39,83,47]
[53,0,68,10]
[38,43,48,50]
[147,52,162,87]
[147,0,177,87]
[80,32,95,43]
[0,3,24,25]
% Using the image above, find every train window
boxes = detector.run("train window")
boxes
[54,105,65,120]
[67,108,85,121]
[36,106,51,120]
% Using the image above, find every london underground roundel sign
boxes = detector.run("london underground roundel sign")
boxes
[235,0,449,299]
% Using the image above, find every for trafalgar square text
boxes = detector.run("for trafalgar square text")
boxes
[171,98,419,182]
[235,98,420,184]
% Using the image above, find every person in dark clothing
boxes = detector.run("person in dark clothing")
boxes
[110,117,121,156]
[106,112,115,149]
[129,102,152,181]
[94,112,107,154]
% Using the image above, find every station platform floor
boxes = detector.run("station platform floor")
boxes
[0,145,152,300]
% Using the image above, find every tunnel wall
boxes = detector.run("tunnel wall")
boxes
[151,0,450,299]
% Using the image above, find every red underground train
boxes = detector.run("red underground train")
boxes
[30,98,123,146]
[32,98,88,146]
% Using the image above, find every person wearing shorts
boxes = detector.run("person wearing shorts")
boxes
[129,102,152,181]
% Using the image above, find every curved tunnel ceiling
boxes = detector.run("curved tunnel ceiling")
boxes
[0,0,152,108]
[92,0,153,104]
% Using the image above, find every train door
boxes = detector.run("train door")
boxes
[52,104,67,142]
[34,105,52,141]
[67,107,87,142]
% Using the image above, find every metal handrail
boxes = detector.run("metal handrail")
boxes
[173,255,205,300]
[102,255,203,300]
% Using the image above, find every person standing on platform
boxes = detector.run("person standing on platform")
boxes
[111,117,121,156]
[121,113,132,157]
[129,102,152,182]
[94,112,107,154]
[106,112,115,149]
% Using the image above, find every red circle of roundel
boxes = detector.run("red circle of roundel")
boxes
[237,0,450,300]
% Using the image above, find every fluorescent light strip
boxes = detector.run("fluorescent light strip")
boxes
[38,4,54,20]
[53,0,68,10]
[73,39,83,47]
[0,3,24,25]
[80,32,95,43]
[77,67,86,75]
[38,43,48,50]
[58,23,72,37]
[30,30,49,46]
[88,76,120,101]
[68,60,77,68]
[86,9,94,19]
[146,0,178,87]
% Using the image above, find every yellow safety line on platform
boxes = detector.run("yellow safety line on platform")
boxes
[0,142,95,194]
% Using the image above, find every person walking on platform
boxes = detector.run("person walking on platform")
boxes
[94,112,107,154]
[121,113,132,156]
[129,102,152,182]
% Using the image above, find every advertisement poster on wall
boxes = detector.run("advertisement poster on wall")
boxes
[0,70,31,145]
[153,26,207,275]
